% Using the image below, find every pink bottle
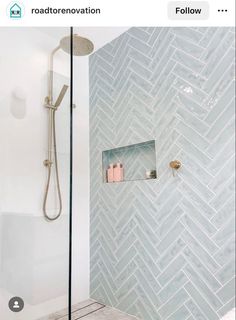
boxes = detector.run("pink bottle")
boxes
[113,163,124,182]
[107,164,114,183]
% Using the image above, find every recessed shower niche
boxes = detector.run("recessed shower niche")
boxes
[102,140,157,183]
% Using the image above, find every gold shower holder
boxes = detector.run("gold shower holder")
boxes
[43,159,53,167]
[169,160,182,176]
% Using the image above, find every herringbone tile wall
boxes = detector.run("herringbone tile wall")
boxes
[89,27,235,320]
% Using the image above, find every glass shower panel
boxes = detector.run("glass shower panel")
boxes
[0,27,72,320]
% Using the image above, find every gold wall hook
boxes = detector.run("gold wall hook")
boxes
[169,160,181,176]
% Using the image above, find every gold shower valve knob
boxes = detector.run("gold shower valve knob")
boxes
[169,160,181,170]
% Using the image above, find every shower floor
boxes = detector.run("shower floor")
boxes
[37,299,138,320]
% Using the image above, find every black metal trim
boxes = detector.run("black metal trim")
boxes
[68,26,74,320]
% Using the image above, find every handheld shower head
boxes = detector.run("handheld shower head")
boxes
[54,85,69,109]
[60,34,94,56]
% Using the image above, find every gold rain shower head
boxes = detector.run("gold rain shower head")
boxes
[60,34,94,56]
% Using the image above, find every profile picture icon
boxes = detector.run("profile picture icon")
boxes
[10,3,22,18]
[8,297,24,312]
[6,2,25,19]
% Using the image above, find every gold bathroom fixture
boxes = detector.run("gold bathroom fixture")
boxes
[43,34,94,221]
[169,160,181,176]
[169,160,181,169]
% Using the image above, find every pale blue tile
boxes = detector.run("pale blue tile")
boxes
[157,204,184,238]
[167,305,190,320]
[128,47,152,67]
[173,50,205,73]
[178,167,214,202]
[185,282,219,320]
[183,246,221,291]
[182,231,219,273]
[185,299,207,320]
[201,28,229,62]
[135,269,160,306]
[148,28,162,46]
[135,255,161,293]
[176,108,209,135]
[184,264,223,309]
[201,31,235,78]
[157,238,186,269]
[199,27,218,47]
[180,198,217,236]
[176,137,212,168]
[136,285,162,318]
[128,36,152,55]
[217,277,236,304]
[96,47,114,63]
[158,255,186,286]
[149,28,172,59]
[173,63,206,88]
[181,215,218,254]
[214,236,235,267]
[135,241,160,277]
[172,36,204,58]
[218,298,235,317]
[150,45,175,83]
[206,118,235,159]
[206,98,235,141]
[135,226,159,260]
[211,196,235,229]
[171,27,203,43]
[158,288,189,318]
[159,271,188,302]
[128,27,151,42]
[216,259,235,285]
[175,93,208,119]
[203,49,235,93]
[178,182,216,218]
[213,217,235,247]
[157,221,184,254]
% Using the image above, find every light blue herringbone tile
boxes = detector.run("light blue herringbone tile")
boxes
[90,27,236,320]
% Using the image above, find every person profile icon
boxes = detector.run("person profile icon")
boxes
[9,296,24,312]
[13,301,20,309]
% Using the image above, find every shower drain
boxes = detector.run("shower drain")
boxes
[57,301,106,320]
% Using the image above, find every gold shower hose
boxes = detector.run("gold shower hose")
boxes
[43,108,62,221]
